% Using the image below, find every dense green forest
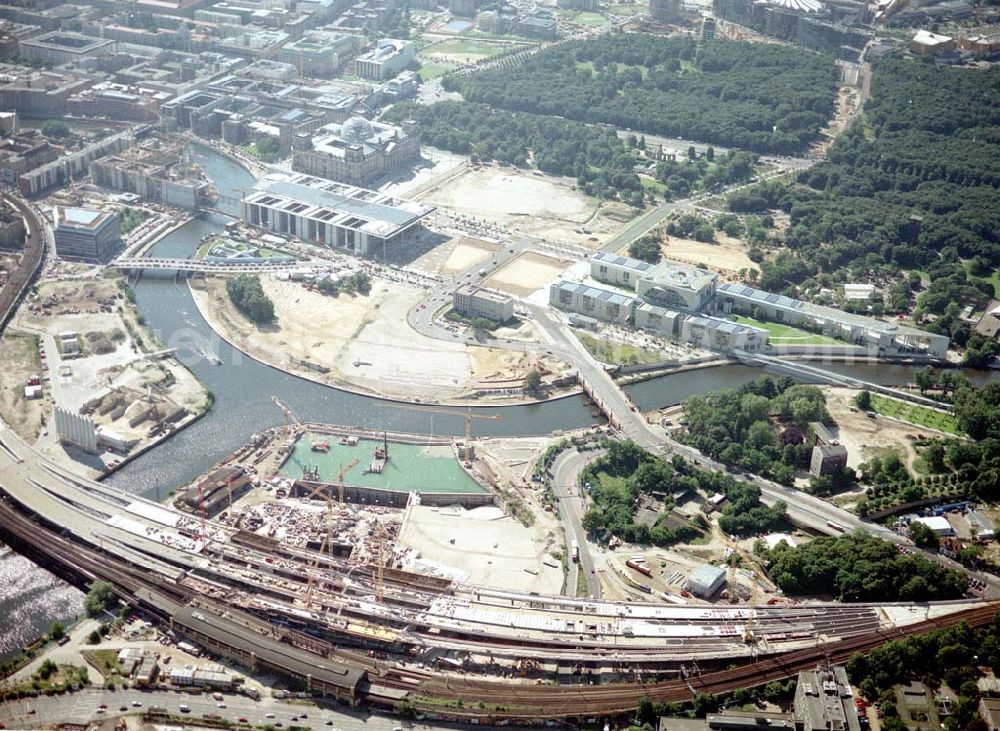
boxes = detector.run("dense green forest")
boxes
[444,35,836,154]
[383,100,643,202]
[732,60,1000,322]
[763,531,967,602]
[680,376,830,485]
[580,440,787,542]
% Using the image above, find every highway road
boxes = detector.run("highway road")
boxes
[551,447,604,598]
[0,688,423,730]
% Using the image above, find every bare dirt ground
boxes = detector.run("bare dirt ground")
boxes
[194,275,536,402]
[656,233,759,274]
[411,235,501,277]
[0,331,45,441]
[484,251,573,297]
[810,85,861,159]
[399,504,563,594]
[823,386,920,469]
[418,164,639,246]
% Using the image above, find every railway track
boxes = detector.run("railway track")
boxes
[407,602,1000,718]
[3,487,998,721]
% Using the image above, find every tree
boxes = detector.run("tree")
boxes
[524,369,542,391]
[255,136,281,159]
[705,146,715,162]
[87,629,101,645]
[854,390,872,411]
[41,119,71,138]
[84,581,116,618]
[629,235,662,263]
[908,520,940,549]
[37,659,58,681]
[915,366,937,395]
[49,622,65,642]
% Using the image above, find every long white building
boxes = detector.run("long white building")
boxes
[715,283,948,357]
[241,172,434,259]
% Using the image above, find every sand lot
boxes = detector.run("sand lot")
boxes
[484,252,573,297]
[399,504,563,593]
[656,234,759,274]
[0,331,44,442]
[822,386,920,469]
[413,236,501,277]
[419,165,638,245]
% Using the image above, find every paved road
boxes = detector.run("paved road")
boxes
[551,447,604,598]
[0,687,409,730]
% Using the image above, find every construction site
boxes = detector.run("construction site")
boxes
[2,419,996,724]
[89,131,218,210]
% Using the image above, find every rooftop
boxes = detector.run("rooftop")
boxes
[247,173,434,238]
[56,206,113,230]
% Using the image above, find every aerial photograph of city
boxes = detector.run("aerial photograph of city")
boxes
[0,0,998,727]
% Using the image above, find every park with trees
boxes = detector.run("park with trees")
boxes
[762,530,967,602]
[579,439,786,544]
[679,375,829,485]
[226,274,275,325]
[446,35,835,155]
[725,59,1000,352]
[384,100,645,204]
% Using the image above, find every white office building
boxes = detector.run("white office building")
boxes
[241,172,434,259]
[716,282,948,357]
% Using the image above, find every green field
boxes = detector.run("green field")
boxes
[426,38,509,59]
[572,11,609,26]
[731,315,842,346]
[869,394,963,436]
[417,61,452,81]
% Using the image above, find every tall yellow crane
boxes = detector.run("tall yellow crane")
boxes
[393,404,501,461]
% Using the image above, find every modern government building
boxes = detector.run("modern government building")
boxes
[241,172,434,259]
[551,251,948,356]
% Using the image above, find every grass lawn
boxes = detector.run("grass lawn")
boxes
[418,61,452,81]
[731,315,842,346]
[572,11,609,25]
[870,394,963,436]
[576,332,663,365]
[426,38,509,59]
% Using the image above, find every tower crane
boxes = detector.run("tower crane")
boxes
[303,460,358,607]
[723,535,766,644]
[393,403,501,461]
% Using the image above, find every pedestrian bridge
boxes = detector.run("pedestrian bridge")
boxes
[111,257,316,274]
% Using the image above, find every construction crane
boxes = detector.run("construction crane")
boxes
[375,520,390,603]
[303,459,359,607]
[723,535,765,644]
[271,396,303,437]
[393,404,501,461]
[302,458,359,501]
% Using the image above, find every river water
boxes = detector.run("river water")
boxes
[3,143,996,659]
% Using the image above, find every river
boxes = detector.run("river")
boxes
[3,142,996,660]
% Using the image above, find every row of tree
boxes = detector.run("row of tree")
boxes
[384,100,644,204]
[445,35,836,155]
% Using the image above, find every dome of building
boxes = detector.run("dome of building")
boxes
[341,116,374,144]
